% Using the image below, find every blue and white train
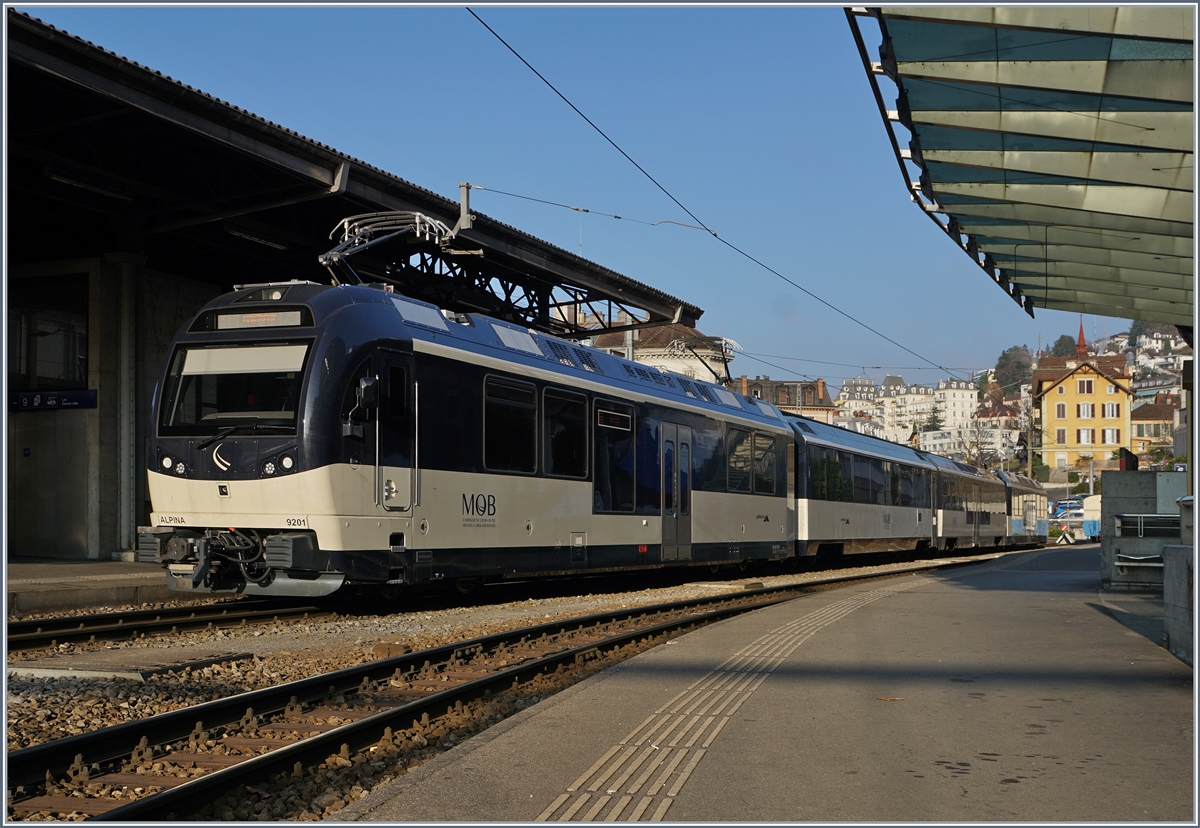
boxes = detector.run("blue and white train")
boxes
[138,281,1047,598]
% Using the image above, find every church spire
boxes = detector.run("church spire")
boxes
[1075,315,1088,357]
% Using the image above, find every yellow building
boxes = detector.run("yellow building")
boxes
[1032,323,1133,470]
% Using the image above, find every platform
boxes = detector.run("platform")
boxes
[6,558,185,616]
[336,545,1193,823]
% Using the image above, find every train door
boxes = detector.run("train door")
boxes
[970,482,981,546]
[1023,497,1037,535]
[661,423,693,561]
[376,351,413,512]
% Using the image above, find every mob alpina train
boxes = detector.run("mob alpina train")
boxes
[138,280,1047,598]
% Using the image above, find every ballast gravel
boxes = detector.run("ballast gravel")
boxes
[6,557,988,820]
[6,561,953,752]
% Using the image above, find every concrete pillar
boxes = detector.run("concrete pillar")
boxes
[103,252,145,560]
[88,263,117,560]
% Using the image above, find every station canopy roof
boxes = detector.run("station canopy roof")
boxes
[7,10,701,338]
[848,7,1194,334]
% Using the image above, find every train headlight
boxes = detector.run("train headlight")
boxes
[280,454,295,471]
[174,462,186,476]
[161,455,173,471]
[263,461,276,476]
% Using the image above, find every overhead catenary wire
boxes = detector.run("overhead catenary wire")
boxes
[466,8,971,384]
[467,185,708,231]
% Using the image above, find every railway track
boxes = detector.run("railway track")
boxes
[7,556,986,821]
[7,601,331,652]
[3,548,960,653]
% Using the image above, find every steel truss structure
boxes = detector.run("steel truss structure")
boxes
[320,210,682,339]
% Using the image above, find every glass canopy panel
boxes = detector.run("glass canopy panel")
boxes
[933,193,1009,205]
[954,216,1042,226]
[970,235,1047,247]
[887,18,1005,62]
[924,161,1104,187]
[914,124,1150,153]
[903,77,1192,111]
[1109,39,1193,60]
[887,18,1191,62]
[854,9,1194,326]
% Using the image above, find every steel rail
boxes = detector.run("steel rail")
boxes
[90,596,788,821]
[4,556,974,792]
[8,556,987,805]
[8,587,780,790]
[7,603,329,651]
[7,599,308,636]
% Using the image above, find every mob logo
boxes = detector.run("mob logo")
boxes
[462,493,496,516]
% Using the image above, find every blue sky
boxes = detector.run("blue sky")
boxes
[18,5,1126,391]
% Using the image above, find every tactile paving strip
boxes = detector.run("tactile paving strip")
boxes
[536,578,930,822]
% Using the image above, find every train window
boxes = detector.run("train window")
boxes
[872,459,889,505]
[807,445,827,500]
[544,389,587,479]
[836,451,854,502]
[679,444,690,515]
[160,343,308,436]
[753,432,776,494]
[897,466,912,507]
[727,428,752,493]
[693,426,723,491]
[663,441,675,511]
[913,468,931,509]
[594,401,635,512]
[484,377,537,474]
[853,455,872,504]
[635,417,661,513]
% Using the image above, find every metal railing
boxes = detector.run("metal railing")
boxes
[1114,513,1181,539]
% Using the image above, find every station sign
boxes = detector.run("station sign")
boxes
[8,389,98,412]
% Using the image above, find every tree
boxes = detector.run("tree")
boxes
[1127,319,1148,347]
[1050,334,1076,357]
[993,345,1032,395]
[959,420,992,466]
[921,407,945,432]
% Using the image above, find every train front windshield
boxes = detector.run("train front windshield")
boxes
[158,343,309,436]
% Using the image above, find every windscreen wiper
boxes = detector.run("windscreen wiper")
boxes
[196,421,293,451]
[196,425,243,452]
